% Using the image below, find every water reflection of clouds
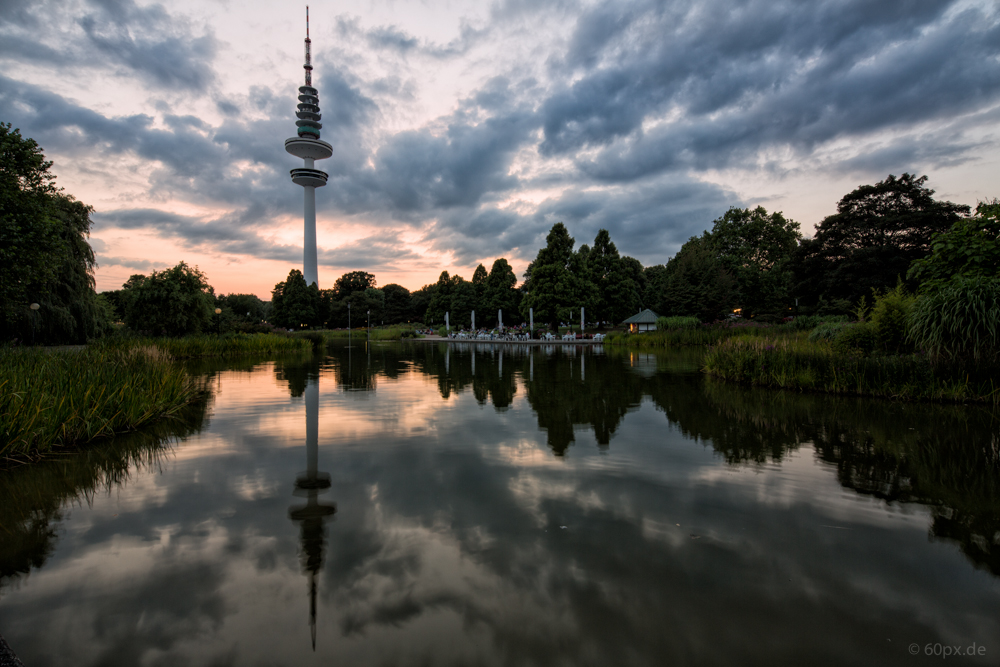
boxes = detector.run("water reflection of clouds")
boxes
[2,347,999,665]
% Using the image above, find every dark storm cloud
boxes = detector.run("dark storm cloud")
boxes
[344,16,487,59]
[543,0,1000,182]
[427,175,736,267]
[0,0,217,93]
[96,209,423,272]
[3,0,998,278]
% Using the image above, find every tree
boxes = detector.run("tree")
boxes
[483,258,519,326]
[709,206,800,317]
[520,223,590,331]
[792,174,968,307]
[333,271,376,301]
[450,279,477,329]
[382,283,412,324]
[122,262,215,336]
[653,234,736,321]
[271,269,322,329]
[472,264,488,304]
[410,283,436,324]
[907,199,1000,291]
[1,123,110,343]
[425,271,453,325]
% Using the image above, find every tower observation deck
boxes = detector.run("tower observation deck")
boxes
[285,6,332,288]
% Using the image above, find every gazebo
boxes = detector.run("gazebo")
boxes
[622,309,660,333]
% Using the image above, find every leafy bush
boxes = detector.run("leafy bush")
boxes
[656,316,700,330]
[832,322,877,356]
[869,283,915,354]
[908,276,1000,362]
[787,315,848,331]
[809,321,850,342]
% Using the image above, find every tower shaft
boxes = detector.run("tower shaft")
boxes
[303,185,318,289]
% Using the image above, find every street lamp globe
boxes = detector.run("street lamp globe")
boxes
[30,303,39,311]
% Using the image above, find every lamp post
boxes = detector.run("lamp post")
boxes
[367,309,370,343]
[29,302,39,345]
[215,307,222,335]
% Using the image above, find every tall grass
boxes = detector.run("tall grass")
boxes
[1,344,207,459]
[104,333,310,358]
[605,322,791,348]
[322,325,419,341]
[703,336,999,403]
[909,276,1000,362]
[656,316,700,330]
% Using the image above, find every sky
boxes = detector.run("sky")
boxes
[1,0,999,297]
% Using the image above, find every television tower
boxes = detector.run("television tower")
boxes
[285,6,332,287]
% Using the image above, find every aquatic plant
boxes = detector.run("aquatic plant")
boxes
[703,336,999,403]
[908,276,1000,362]
[0,344,207,459]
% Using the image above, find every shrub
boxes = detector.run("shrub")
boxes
[908,276,1000,362]
[656,316,700,330]
[809,321,850,342]
[869,284,916,354]
[788,315,848,331]
[832,322,877,356]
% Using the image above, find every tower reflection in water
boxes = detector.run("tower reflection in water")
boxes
[288,378,336,651]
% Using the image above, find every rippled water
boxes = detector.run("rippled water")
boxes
[1,341,998,666]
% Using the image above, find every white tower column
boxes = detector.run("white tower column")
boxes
[304,186,318,287]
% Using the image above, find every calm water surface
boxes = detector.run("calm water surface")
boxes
[1,341,998,666]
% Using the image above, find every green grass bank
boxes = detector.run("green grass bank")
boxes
[1,344,206,460]
[1,333,313,462]
[703,335,999,404]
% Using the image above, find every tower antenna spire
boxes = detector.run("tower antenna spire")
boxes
[304,6,312,86]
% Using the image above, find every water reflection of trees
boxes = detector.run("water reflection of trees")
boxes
[0,401,210,592]
[663,379,1000,576]
[401,343,646,455]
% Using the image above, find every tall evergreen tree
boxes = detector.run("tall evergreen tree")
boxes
[520,223,590,331]
[472,263,488,305]
[484,258,519,326]
[425,271,453,325]
[271,269,322,329]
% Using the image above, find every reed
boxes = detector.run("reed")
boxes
[909,276,1000,362]
[703,336,999,403]
[0,344,206,459]
[104,333,311,358]
[321,325,418,342]
[605,322,787,348]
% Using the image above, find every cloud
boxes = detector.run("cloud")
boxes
[2,0,999,289]
[97,256,170,272]
[0,0,218,93]
[542,0,1000,181]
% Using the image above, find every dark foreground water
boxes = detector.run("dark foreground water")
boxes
[1,341,998,666]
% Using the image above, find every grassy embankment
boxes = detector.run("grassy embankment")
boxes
[1,333,312,462]
[320,325,421,341]
[604,317,799,348]
[108,332,311,358]
[702,335,999,403]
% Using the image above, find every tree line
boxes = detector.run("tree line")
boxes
[3,121,997,342]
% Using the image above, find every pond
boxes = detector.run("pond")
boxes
[1,340,998,666]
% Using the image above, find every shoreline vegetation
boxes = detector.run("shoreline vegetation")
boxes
[0,334,313,464]
[1,344,204,463]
